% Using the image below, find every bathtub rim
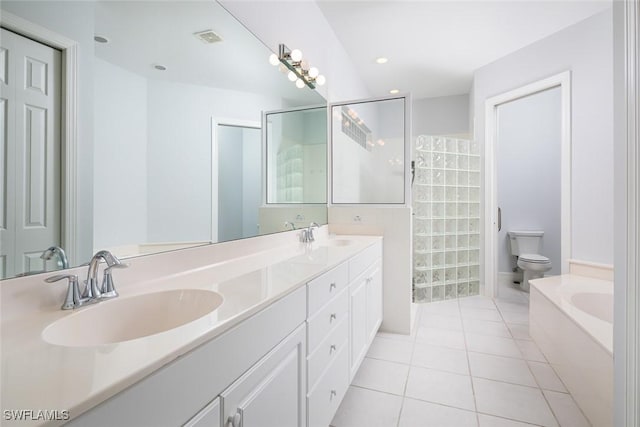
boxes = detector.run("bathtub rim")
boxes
[530,274,613,355]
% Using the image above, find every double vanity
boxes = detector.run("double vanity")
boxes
[1,230,383,427]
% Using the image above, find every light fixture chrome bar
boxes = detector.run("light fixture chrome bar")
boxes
[276,43,319,89]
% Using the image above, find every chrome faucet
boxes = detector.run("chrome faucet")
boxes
[300,222,320,243]
[40,246,69,269]
[84,250,125,299]
[45,274,83,310]
[45,250,127,310]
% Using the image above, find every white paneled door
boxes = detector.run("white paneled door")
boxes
[0,28,61,278]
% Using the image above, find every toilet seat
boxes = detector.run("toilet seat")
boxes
[519,253,550,264]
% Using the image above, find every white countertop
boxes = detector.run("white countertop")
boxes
[0,234,382,426]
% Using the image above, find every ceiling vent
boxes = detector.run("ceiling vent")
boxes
[194,30,223,44]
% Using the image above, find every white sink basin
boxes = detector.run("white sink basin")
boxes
[42,289,223,347]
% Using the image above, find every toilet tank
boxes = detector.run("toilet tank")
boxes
[508,231,544,255]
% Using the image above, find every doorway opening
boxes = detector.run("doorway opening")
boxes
[484,71,571,298]
[213,121,261,243]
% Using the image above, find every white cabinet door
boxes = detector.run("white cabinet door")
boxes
[221,325,306,427]
[349,278,368,380]
[366,262,383,343]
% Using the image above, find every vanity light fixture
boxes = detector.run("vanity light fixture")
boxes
[269,43,325,89]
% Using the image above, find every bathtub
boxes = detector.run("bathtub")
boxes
[530,274,613,427]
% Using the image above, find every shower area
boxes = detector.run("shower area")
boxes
[412,135,481,303]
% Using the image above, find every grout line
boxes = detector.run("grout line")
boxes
[526,360,569,394]
[395,334,417,427]
[363,355,413,366]
[498,284,563,427]
[540,388,565,427]
[470,372,551,392]
[459,298,481,426]
[475,410,546,426]
[350,384,405,398]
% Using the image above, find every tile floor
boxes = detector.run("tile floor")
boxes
[330,282,591,427]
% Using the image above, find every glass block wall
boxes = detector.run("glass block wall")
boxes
[412,135,481,303]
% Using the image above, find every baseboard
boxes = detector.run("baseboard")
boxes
[568,259,614,281]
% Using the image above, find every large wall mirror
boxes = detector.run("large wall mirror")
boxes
[0,0,327,279]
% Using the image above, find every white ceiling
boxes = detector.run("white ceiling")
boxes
[316,0,612,99]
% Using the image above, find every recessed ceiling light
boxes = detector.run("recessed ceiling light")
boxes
[153,64,167,71]
[94,35,109,44]
[389,89,400,94]
[376,57,388,64]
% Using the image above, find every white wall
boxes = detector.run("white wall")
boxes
[497,87,562,275]
[93,58,148,250]
[219,0,370,102]
[145,79,282,243]
[473,8,614,266]
[0,1,96,264]
[413,94,470,137]
[329,206,413,334]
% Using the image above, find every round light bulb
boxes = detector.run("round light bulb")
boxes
[309,67,319,78]
[300,59,309,71]
[295,79,305,89]
[389,89,400,94]
[291,49,302,62]
[316,75,326,86]
[287,71,298,82]
[376,57,388,64]
[268,53,279,66]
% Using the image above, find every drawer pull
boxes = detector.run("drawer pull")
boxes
[366,276,373,283]
[229,411,242,427]
[330,389,337,400]
[329,313,337,323]
[329,282,337,291]
[330,344,337,353]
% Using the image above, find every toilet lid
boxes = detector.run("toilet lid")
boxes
[520,253,550,263]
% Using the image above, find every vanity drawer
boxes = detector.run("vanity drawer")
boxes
[307,316,348,390]
[307,261,349,316]
[349,241,382,282]
[307,344,349,427]
[307,288,348,353]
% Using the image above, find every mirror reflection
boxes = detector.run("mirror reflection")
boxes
[331,97,406,204]
[266,106,327,204]
[0,0,327,279]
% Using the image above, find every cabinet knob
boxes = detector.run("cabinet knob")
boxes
[329,313,337,323]
[329,282,336,291]
[330,344,337,353]
[229,411,242,427]
[366,276,373,283]
[330,389,337,400]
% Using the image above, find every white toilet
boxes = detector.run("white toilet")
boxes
[508,230,552,292]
